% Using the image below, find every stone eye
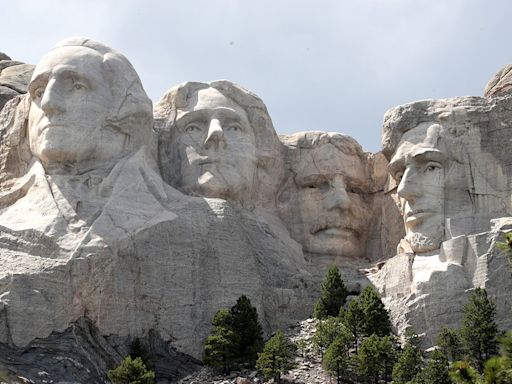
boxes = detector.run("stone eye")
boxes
[425,162,441,172]
[185,124,201,133]
[34,88,44,99]
[227,124,241,132]
[348,186,364,194]
[74,83,84,90]
[394,171,403,182]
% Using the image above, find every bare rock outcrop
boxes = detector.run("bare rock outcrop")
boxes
[372,95,512,347]
[0,53,34,111]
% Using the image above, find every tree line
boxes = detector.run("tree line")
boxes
[105,264,510,383]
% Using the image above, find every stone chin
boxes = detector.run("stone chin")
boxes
[405,230,444,254]
[184,171,251,202]
[32,133,94,166]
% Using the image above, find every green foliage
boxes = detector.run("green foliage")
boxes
[312,316,351,357]
[229,295,264,366]
[499,332,512,360]
[107,356,155,384]
[295,338,308,358]
[356,334,398,384]
[438,327,465,362]
[461,288,499,372]
[450,360,483,384]
[340,298,365,352]
[314,266,348,319]
[357,286,392,338]
[203,309,240,373]
[129,338,150,367]
[481,332,512,384]
[203,296,264,371]
[323,335,352,384]
[256,330,296,383]
[392,336,423,384]
[496,232,512,265]
[413,349,452,384]
[483,356,512,384]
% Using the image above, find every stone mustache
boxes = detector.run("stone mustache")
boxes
[0,36,511,371]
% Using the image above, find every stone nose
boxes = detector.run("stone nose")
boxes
[326,176,351,211]
[397,168,421,202]
[204,119,226,149]
[40,79,65,116]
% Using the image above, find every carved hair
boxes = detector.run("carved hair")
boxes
[280,130,365,157]
[381,97,491,161]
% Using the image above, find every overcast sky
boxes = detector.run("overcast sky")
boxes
[3,0,511,152]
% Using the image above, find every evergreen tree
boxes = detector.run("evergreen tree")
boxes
[256,330,296,384]
[323,335,352,384]
[499,331,512,360]
[129,338,150,368]
[107,356,155,384]
[496,232,512,266]
[341,298,365,352]
[312,316,351,357]
[392,336,423,384]
[437,327,464,362]
[358,286,392,337]
[230,295,264,366]
[314,266,348,319]
[413,349,452,384]
[482,331,512,384]
[203,309,239,373]
[449,360,482,384]
[356,334,397,384]
[460,288,499,372]
[483,356,512,384]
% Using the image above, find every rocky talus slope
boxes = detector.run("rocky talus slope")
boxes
[178,318,331,384]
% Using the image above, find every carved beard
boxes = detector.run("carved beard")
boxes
[405,230,443,254]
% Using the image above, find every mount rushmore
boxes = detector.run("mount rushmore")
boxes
[0,37,511,381]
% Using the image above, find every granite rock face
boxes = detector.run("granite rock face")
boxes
[0,37,511,382]
[0,39,315,380]
[371,95,512,346]
[485,64,512,98]
[0,53,34,111]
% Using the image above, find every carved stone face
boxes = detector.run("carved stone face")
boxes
[388,123,447,253]
[174,87,257,202]
[293,144,370,256]
[28,46,119,167]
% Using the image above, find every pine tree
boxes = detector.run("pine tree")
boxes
[437,327,464,362]
[358,286,392,337]
[449,360,482,384]
[323,335,352,384]
[482,331,512,384]
[392,336,423,384]
[230,295,264,366]
[460,288,499,372]
[413,349,452,384]
[313,266,348,319]
[203,309,240,373]
[498,331,512,360]
[356,334,397,384]
[256,330,296,383]
[107,356,155,384]
[483,356,512,384]
[129,337,150,368]
[312,316,351,357]
[496,232,512,266]
[340,298,365,352]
